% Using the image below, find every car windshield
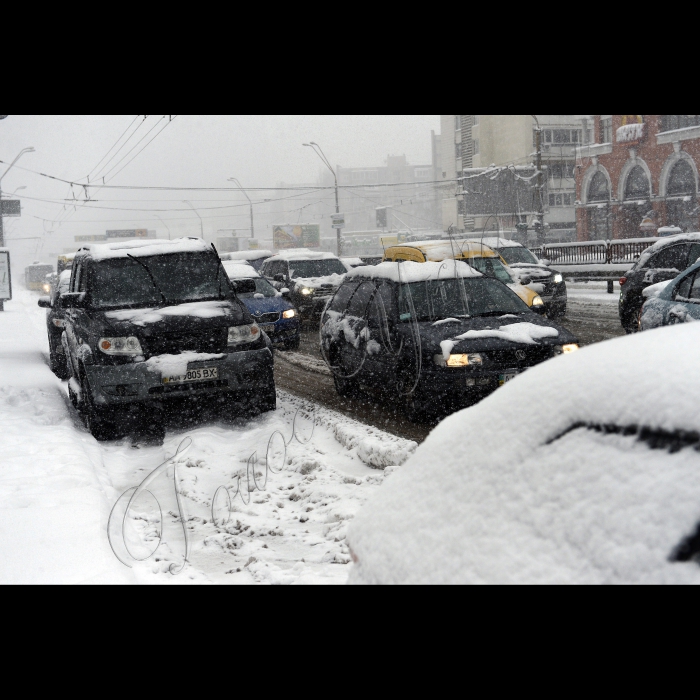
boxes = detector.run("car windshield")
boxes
[398,277,529,322]
[237,277,278,299]
[498,247,539,265]
[90,252,232,309]
[465,257,513,283]
[289,259,347,278]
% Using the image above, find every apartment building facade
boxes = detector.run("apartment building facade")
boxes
[441,115,590,240]
[575,115,700,240]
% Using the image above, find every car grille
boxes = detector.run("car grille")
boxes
[487,346,551,368]
[253,312,280,324]
[143,329,228,358]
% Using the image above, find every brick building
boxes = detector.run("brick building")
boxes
[575,115,700,240]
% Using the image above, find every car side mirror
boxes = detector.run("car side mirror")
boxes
[520,276,533,286]
[60,292,88,309]
[280,287,290,297]
[38,297,51,309]
[274,274,285,283]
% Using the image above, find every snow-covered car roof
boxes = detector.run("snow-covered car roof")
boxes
[387,240,501,261]
[347,260,483,284]
[478,237,524,249]
[223,261,260,279]
[224,250,273,261]
[77,237,212,261]
[267,250,340,262]
[348,323,700,585]
[341,257,365,269]
[635,232,700,269]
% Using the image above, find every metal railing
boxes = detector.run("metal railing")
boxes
[531,238,659,266]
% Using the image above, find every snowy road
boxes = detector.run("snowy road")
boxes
[0,288,416,584]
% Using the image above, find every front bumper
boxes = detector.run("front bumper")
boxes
[260,317,301,344]
[297,295,332,319]
[84,347,274,407]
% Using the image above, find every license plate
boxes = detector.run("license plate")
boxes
[499,372,518,386]
[261,324,275,334]
[163,367,219,385]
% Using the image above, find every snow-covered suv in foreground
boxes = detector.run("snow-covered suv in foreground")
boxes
[61,238,275,440]
[347,322,700,584]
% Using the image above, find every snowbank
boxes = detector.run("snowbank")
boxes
[348,322,700,584]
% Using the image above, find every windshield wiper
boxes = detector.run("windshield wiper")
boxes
[126,254,168,306]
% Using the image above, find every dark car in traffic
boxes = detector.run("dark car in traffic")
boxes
[61,238,276,440]
[619,233,700,332]
[261,251,347,323]
[224,261,300,350]
[320,261,579,421]
[38,269,72,378]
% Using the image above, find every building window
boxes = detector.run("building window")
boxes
[667,159,697,197]
[624,165,651,200]
[600,117,613,143]
[660,115,700,133]
[588,171,610,202]
[455,143,462,160]
[548,163,575,181]
[455,115,461,131]
[473,139,480,155]
[539,129,583,149]
[549,193,574,207]
[473,115,479,126]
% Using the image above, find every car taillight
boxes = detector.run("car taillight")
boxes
[619,277,627,286]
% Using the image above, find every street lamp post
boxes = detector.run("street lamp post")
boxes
[183,200,204,239]
[153,214,172,240]
[0,147,34,311]
[303,142,342,257]
[228,178,255,239]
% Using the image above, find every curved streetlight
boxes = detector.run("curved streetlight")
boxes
[228,178,254,239]
[303,142,342,256]
[183,200,204,238]
[153,214,172,240]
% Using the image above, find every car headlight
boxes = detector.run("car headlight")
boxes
[99,336,143,355]
[553,344,579,355]
[553,274,563,284]
[434,353,483,367]
[532,295,544,306]
[42,283,51,293]
[228,324,260,345]
[300,287,314,296]
[282,309,296,319]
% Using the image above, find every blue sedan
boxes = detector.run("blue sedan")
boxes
[640,259,700,330]
[224,262,301,350]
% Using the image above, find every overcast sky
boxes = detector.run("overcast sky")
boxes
[1,115,439,259]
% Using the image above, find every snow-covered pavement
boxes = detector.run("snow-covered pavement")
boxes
[0,288,415,584]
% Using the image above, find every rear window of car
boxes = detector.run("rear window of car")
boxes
[646,244,689,271]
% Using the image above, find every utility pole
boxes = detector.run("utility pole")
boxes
[304,142,342,257]
[532,115,545,246]
[228,178,254,239]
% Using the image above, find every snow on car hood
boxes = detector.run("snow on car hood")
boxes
[105,301,237,327]
[293,273,345,291]
[347,322,700,585]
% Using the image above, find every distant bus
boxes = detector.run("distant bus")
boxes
[25,263,54,291]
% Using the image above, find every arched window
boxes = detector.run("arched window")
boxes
[588,171,610,202]
[624,165,651,200]
[667,159,696,197]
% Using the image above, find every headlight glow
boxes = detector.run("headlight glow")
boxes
[300,287,314,296]
[532,295,544,306]
[98,336,143,355]
[553,344,579,355]
[228,324,260,345]
[42,283,51,293]
[553,273,563,284]
[282,309,296,319]
[435,353,483,367]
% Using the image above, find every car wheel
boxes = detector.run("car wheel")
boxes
[80,369,118,441]
[284,337,300,351]
[333,372,361,398]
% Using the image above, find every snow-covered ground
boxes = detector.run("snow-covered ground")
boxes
[0,287,415,584]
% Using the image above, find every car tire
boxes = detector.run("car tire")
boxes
[80,368,118,441]
[284,337,300,351]
[333,372,361,398]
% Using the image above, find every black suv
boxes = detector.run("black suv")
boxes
[619,234,700,332]
[38,269,72,379]
[320,262,579,421]
[261,252,347,323]
[61,238,275,440]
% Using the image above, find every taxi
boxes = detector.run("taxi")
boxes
[382,240,545,310]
